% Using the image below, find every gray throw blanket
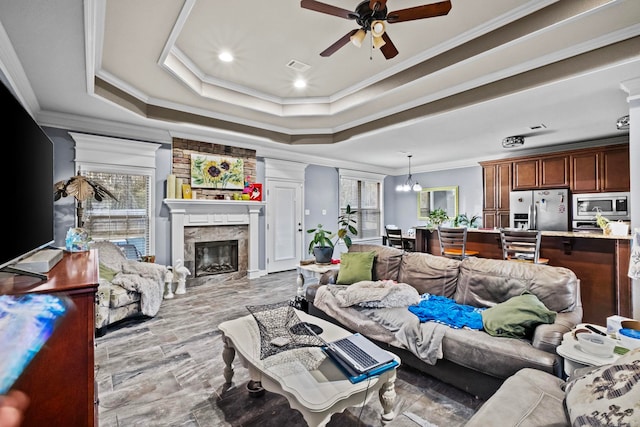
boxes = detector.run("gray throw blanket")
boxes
[314,286,445,364]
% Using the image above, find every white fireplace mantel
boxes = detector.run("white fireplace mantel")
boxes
[163,199,265,279]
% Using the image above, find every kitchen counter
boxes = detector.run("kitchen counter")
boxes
[414,227,632,325]
[465,228,632,240]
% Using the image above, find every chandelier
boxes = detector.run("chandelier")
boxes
[396,154,422,192]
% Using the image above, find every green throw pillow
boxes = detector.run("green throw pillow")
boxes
[481,292,556,338]
[99,263,119,282]
[336,251,376,285]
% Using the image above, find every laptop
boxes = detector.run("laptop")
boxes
[304,324,394,374]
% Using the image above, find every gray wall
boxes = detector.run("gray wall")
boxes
[384,166,484,231]
[303,165,339,256]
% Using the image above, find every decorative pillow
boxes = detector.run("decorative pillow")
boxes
[336,251,376,285]
[99,263,118,282]
[481,292,556,338]
[564,348,640,425]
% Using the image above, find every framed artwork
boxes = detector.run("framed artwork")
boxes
[190,154,244,189]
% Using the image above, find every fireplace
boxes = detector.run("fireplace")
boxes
[195,240,238,277]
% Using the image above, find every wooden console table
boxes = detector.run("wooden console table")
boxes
[2,250,99,427]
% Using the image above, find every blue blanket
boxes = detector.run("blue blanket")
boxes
[408,294,485,330]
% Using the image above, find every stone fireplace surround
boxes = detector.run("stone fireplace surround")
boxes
[164,199,265,280]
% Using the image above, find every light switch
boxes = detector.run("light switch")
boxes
[304,209,310,215]
[322,209,327,215]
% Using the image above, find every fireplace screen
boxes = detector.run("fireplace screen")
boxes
[194,240,238,277]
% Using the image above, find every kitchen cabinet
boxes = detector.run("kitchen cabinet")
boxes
[570,144,630,193]
[513,155,570,190]
[481,161,511,229]
[7,250,99,427]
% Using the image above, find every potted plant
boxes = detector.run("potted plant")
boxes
[425,208,450,230]
[453,213,481,228]
[307,205,358,264]
[307,223,335,264]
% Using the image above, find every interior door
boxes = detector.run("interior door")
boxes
[267,179,303,273]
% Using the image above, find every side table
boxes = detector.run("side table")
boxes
[296,262,340,298]
[556,323,621,378]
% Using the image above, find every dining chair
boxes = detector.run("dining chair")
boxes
[385,226,405,250]
[437,226,479,259]
[499,228,549,264]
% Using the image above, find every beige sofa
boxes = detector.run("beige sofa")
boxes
[466,347,640,426]
[93,241,170,336]
[306,244,582,399]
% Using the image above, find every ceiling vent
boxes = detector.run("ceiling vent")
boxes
[616,115,629,130]
[502,135,525,148]
[286,60,310,72]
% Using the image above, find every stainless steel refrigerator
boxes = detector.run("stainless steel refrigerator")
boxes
[509,189,570,231]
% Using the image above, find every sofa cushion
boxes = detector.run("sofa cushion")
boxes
[465,368,568,427]
[455,257,579,312]
[336,251,376,284]
[564,348,640,426]
[110,283,141,308]
[398,252,460,298]
[99,263,118,282]
[348,244,403,282]
[481,292,556,338]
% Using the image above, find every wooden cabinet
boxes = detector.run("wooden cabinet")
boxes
[481,161,511,229]
[540,155,570,188]
[512,159,538,189]
[570,151,600,192]
[7,250,99,427]
[570,145,630,193]
[513,155,570,190]
[601,145,630,192]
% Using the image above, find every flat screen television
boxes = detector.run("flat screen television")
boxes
[0,80,55,276]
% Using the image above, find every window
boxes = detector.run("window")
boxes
[339,169,384,240]
[70,133,160,256]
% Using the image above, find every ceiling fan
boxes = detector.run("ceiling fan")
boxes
[300,0,452,59]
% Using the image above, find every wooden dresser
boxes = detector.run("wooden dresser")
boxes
[3,250,99,427]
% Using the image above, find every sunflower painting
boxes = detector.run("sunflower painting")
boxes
[190,154,244,189]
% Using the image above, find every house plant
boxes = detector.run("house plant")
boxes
[425,208,450,230]
[307,205,358,264]
[453,213,481,228]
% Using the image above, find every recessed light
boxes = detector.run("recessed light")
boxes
[218,52,233,62]
[294,79,306,89]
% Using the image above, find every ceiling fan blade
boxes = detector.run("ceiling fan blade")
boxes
[369,0,388,12]
[301,0,357,20]
[387,0,452,23]
[320,29,358,57]
[379,32,398,59]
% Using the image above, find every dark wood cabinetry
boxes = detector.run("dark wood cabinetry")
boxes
[481,162,511,229]
[482,143,629,227]
[513,154,571,190]
[570,145,630,193]
[5,250,99,427]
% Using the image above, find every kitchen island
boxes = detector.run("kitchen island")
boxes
[414,227,632,325]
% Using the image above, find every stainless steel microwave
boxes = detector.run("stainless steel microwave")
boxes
[572,192,630,222]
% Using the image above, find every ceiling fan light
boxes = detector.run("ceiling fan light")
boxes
[350,29,366,47]
[372,35,386,49]
[371,20,385,38]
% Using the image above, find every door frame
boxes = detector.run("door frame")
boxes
[265,159,307,273]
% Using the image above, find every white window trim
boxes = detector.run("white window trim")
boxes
[338,168,386,244]
[69,132,161,253]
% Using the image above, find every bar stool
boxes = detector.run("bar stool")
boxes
[437,226,479,259]
[499,228,549,264]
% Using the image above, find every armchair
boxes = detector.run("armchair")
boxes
[92,241,170,336]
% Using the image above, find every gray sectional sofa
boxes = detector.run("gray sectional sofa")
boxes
[305,244,583,399]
